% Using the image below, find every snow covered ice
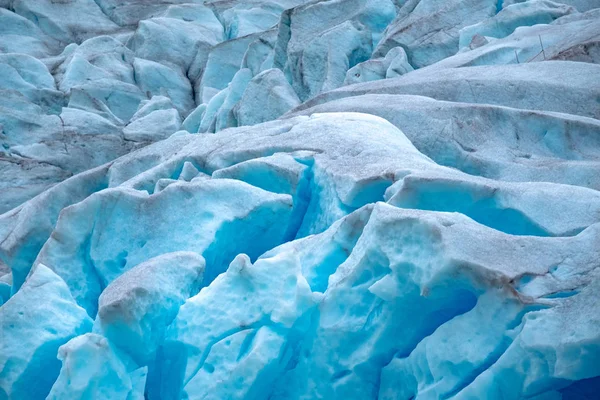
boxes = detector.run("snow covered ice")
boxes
[0,0,599,399]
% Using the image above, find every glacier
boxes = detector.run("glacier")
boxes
[1,0,599,399]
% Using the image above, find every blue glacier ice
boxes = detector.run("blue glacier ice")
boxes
[235,68,301,127]
[46,333,147,400]
[9,0,119,44]
[0,9,61,57]
[1,0,600,398]
[0,264,92,400]
[128,4,223,71]
[373,0,497,68]
[457,1,576,50]
[344,46,414,85]
[95,251,205,365]
[123,96,182,142]
[287,93,600,189]
[437,8,600,68]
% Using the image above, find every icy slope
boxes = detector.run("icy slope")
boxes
[2,112,600,399]
[1,0,600,212]
[1,0,600,399]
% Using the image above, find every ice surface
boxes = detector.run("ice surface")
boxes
[344,46,414,85]
[2,0,596,218]
[47,333,147,400]
[436,8,600,68]
[159,202,600,399]
[374,0,497,68]
[507,0,600,12]
[274,0,396,100]
[11,0,119,44]
[34,178,293,316]
[133,58,194,116]
[197,31,271,104]
[0,8,60,57]
[1,0,600,398]
[94,0,205,27]
[128,5,223,71]
[296,61,600,119]
[458,1,576,50]
[123,96,182,142]
[2,108,600,398]
[0,53,62,109]
[287,94,600,189]
[0,265,92,400]
[96,252,205,365]
[235,68,301,126]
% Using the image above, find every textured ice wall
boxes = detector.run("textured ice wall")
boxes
[1,0,600,399]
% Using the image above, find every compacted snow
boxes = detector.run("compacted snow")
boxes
[0,0,599,399]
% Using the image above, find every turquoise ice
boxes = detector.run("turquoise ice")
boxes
[0,0,599,398]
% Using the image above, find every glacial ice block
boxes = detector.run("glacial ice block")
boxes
[0,53,63,111]
[181,104,207,133]
[199,68,253,132]
[296,62,600,119]
[385,171,600,236]
[94,0,206,27]
[454,276,600,399]
[0,165,111,291]
[34,179,294,316]
[11,0,119,44]
[67,79,146,122]
[198,31,269,104]
[287,94,600,190]
[235,68,301,126]
[96,252,205,365]
[0,8,60,57]
[10,106,140,181]
[276,0,395,101]
[220,2,286,38]
[128,7,222,71]
[0,265,92,400]
[378,289,527,400]
[123,97,182,142]
[133,58,195,116]
[57,36,135,92]
[241,28,278,76]
[46,333,147,400]
[458,0,575,50]
[266,203,600,399]
[344,46,413,85]
[161,252,319,399]
[374,0,496,67]
[436,8,600,69]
